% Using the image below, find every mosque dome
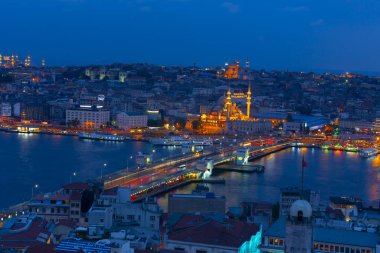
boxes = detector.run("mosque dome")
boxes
[290,199,312,219]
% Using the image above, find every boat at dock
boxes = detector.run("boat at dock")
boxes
[214,163,265,173]
[359,148,378,158]
[321,143,331,150]
[78,132,125,141]
[344,144,359,152]
[149,136,212,146]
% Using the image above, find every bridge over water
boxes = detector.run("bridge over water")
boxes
[103,141,292,202]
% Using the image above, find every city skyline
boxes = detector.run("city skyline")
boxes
[1,0,380,74]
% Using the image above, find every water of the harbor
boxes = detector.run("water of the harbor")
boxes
[1,132,379,211]
[157,147,380,212]
[0,132,182,208]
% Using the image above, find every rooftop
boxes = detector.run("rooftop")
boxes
[314,227,378,248]
[167,214,260,248]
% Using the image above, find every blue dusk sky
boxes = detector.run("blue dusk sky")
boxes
[1,0,380,74]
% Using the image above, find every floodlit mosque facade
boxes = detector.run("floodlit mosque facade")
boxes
[200,85,272,134]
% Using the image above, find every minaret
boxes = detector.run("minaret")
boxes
[226,88,232,120]
[42,57,46,67]
[0,53,2,66]
[245,58,250,69]
[11,54,15,67]
[24,54,31,67]
[246,84,251,119]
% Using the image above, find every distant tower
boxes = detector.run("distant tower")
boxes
[42,57,46,67]
[245,58,250,69]
[24,54,31,67]
[285,200,313,253]
[0,53,2,66]
[246,84,251,118]
[11,54,15,67]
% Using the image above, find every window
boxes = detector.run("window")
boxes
[51,208,55,213]
[269,238,274,245]
[314,244,318,250]
[335,246,339,252]
[100,219,104,222]
[325,245,329,251]
[340,247,344,253]
[196,250,207,253]
[330,245,334,251]
[280,240,284,246]
[150,216,156,221]
[274,239,279,245]
[320,244,324,251]
[174,248,185,251]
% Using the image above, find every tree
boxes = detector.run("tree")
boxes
[191,120,201,130]
[174,118,186,130]
[272,202,280,221]
[148,119,163,127]
[81,189,95,213]
[0,73,14,83]
[286,113,294,122]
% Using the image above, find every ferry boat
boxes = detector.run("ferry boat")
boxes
[344,144,359,152]
[150,136,212,146]
[78,132,125,142]
[136,152,152,166]
[359,148,378,158]
[331,143,344,151]
[321,143,330,150]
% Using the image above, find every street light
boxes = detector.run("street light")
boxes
[31,184,38,198]
[70,172,77,183]
[101,163,107,179]
[127,156,133,173]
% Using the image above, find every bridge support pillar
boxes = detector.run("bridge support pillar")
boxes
[236,148,249,165]
[202,159,214,179]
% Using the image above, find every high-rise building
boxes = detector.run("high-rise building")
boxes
[66,105,110,129]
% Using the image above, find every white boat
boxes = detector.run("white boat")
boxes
[366,224,378,233]
[359,148,378,158]
[150,136,212,146]
[177,164,186,171]
[78,132,125,141]
[353,222,366,232]
[191,138,213,146]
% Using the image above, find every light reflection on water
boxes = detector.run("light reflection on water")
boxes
[0,132,182,208]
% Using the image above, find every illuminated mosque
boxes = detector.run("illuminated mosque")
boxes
[200,85,254,132]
